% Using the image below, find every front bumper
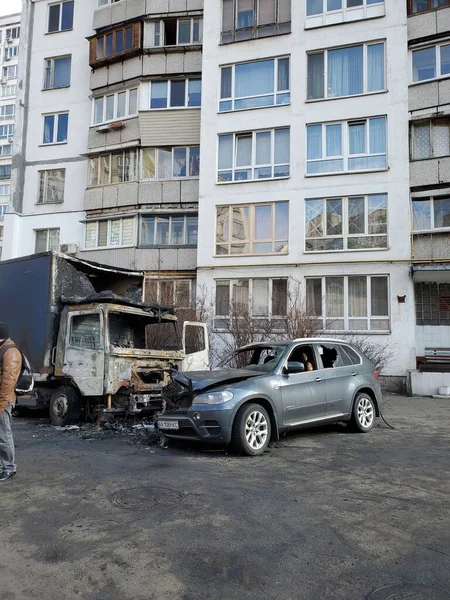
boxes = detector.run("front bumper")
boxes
[155,405,233,444]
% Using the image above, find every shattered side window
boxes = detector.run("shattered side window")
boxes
[145,321,181,351]
[70,314,101,350]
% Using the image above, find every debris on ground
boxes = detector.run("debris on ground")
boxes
[53,425,80,431]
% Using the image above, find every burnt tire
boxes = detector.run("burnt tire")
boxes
[231,403,271,456]
[349,392,375,433]
[50,386,81,427]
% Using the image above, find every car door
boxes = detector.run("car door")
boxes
[181,322,210,371]
[317,342,356,417]
[63,310,105,396]
[279,344,327,426]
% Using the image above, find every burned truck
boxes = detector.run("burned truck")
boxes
[0,252,209,426]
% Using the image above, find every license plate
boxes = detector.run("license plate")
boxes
[158,420,179,430]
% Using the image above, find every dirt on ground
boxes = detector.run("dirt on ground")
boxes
[0,394,449,600]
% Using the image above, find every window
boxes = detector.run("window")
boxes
[307,42,385,100]
[216,201,288,255]
[4,46,19,59]
[2,66,18,80]
[306,117,387,175]
[412,197,450,231]
[38,169,65,204]
[411,119,450,159]
[415,282,450,326]
[90,23,140,66]
[5,27,20,39]
[141,147,200,179]
[48,1,74,33]
[221,0,291,43]
[149,79,202,109]
[140,215,198,247]
[84,218,135,249]
[306,275,390,331]
[0,185,10,196]
[305,194,387,251]
[218,127,290,182]
[145,278,196,309]
[408,0,450,15]
[412,42,450,82]
[0,145,12,156]
[70,314,101,350]
[0,226,3,240]
[307,0,384,17]
[93,88,138,125]
[35,228,60,253]
[0,165,11,181]
[88,149,138,186]
[98,0,122,4]
[0,105,14,120]
[0,205,8,217]
[220,57,290,112]
[44,56,71,89]
[215,278,288,327]
[0,125,14,140]
[145,18,203,47]
[1,85,16,97]
[42,112,69,144]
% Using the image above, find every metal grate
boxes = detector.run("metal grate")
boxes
[415,282,450,325]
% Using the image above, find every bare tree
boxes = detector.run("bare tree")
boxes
[341,334,396,374]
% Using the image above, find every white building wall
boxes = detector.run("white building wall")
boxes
[198,1,414,376]
[4,0,93,259]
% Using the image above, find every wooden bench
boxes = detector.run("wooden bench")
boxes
[417,347,450,372]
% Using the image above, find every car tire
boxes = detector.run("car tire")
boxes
[50,386,81,427]
[349,392,375,433]
[231,403,271,456]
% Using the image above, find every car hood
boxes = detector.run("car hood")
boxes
[173,368,265,393]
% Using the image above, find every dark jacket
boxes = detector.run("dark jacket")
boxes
[0,339,22,412]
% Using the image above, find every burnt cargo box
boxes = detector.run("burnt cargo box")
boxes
[0,252,144,374]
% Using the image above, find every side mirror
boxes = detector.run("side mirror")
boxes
[284,361,305,374]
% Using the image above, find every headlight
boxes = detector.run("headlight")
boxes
[194,391,234,405]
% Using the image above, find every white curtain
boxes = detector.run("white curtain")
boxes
[54,57,71,88]
[349,122,366,154]
[367,43,385,92]
[307,125,322,159]
[326,277,344,317]
[326,124,342,156]
[371,277,388,316]
[307,53,324,100]
[348,276,367,317]
[413,123,431,159]
[328,46,363,97]
[252,279,269,316]
[235,60,274,98]
[369,117,386,154]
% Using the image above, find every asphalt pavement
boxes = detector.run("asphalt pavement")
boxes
[0,394,449,600]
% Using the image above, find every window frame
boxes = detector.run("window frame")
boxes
[306,275,390,332]
[412,196,450,232]
[0,104,15,120]
[0,145,12,156]
[37,169,66,205]
[34,228,60,253]
[145,17,203,47]
[145,277,196,309]
[221,0,292,44]
[140,214,198,247]
[306,116,388,176]
[307,40,386,101]
[214,277,288,327]
[305,194,388,252]
[411,41,450,83]
[219,56,290,112]
[3,46,19,59]
[0,124,14,140]
[5,27,20,39]
[2,65,18,80]
[410,118,450,160]
[140,146,200,180]
[0,165,12,181]
[88,149,139,187]
[217,127,290,183]
[89,22,140,67]
[43,55,72,90]
[306,0,385,18]
[41,111,69,145]
[47,1,74,34]
[1,85,16,97]
[0,185,11,196]
[92,88,139,125]
[215,200,289,256]
[84,217,137,249]
[148,78,202,110]
[407,0,450,15]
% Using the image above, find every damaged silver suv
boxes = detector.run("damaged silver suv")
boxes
[155,339,383,456]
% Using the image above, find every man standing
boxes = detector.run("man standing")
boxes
[0,322,22,482]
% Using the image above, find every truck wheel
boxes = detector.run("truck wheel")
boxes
[231,403,271,456]
[50,386,81,427]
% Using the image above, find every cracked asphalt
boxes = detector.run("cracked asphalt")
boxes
[0,394,449,600]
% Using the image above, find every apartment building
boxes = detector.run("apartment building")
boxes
[407,0,450,391]
[3,0,92,258]
[79,0,203,308]
[198,0,415,381]
[0,12,20,259]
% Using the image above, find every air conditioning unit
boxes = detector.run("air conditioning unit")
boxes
[8,138,13,143]
[0,79,6,85]
[4,57,11,62]
[60,243,78,255]
[96,124,111,133]
[6,38,12,44]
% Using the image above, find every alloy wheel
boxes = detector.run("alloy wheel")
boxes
[245,410,269,450]
[357,396,374,429]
